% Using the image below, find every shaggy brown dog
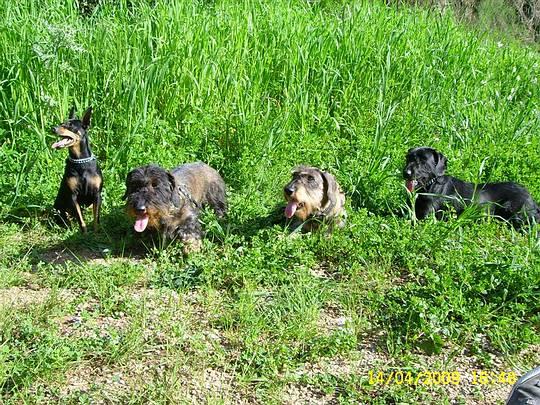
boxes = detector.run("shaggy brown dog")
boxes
[123,162,227,253]
[283,166,346,232]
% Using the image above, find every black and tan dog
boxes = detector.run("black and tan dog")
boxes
[403,146,540,226]
[52,106,103,233]
[283,166,346,232]
[123,162,227,253]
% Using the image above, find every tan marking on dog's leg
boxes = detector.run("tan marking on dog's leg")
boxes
[73,198,87,233]
[93,199,101,232]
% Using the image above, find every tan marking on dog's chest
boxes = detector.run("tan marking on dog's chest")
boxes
[87,175,102,190]
[70,142,82,158]
[66,177,80,192]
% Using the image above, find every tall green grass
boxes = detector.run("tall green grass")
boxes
[0,0,539,402]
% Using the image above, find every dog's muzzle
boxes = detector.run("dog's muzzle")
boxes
[403,167,417,192]
[133,205,149,232]
[284,185,295,196]
[405,179,418,192]
[284,184,301,218]
[51,127,79,149]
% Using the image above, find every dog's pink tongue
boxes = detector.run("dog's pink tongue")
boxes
[134,214,149,232]
[52,138,70,149]
[406,180,415,192]
[285,202,298,219]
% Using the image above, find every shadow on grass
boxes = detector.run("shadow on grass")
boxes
[4,206,148,267]
[4,201,290,272]
[349,183,407,218]
[220,203,290,241]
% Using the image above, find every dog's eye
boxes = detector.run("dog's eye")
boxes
[307,175,315,182]
[151,181,158,188]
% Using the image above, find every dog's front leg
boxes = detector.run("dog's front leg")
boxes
[414,196,434,220]
[71,195,87,233]
[176,215,203,254]
[92,194,102,232]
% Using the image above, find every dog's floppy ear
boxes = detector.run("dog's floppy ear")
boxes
[81,106,93,129]
[433,150,447,176]
[320,170,338,210]
[291,165,305,176]
[68,105,76,119]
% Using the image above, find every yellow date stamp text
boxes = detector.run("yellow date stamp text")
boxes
[368,370,518,386]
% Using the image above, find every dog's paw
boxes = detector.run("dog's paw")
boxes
[182,237,202,254]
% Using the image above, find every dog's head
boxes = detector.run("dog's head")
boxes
[403,147,447,191]
[51,106,92,155]
[283,166,340,221]
[123,164,179,233]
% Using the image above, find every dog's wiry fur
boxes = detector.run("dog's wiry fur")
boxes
[52,106,103,233]
[123,162,227,253]
[403,147,540,226]
[283,166,346,232]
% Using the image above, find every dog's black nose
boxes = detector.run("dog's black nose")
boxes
[135,206,146,214]
[404,168,412,177]
[284,185,295,196]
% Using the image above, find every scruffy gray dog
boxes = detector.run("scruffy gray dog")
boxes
[283,166,346,232]
[123,162,227,252]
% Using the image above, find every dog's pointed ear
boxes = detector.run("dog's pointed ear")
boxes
[69,105,76,119]
[320,170,338,210]
[434,151,447,176]
[167,171,176,193]
[81,106,93,129]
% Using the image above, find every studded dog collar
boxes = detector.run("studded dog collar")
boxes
[68,155,96,164]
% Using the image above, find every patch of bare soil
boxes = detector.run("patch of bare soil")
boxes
[54,361,253,404]
[182,367,254,404]
[0,286,74,308]
[59,312,130,340]
[38,246,145,267]
[38,247,102,265]
[316,305,353,334]
[281,383,336,405]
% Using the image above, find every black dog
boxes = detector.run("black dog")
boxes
[123,162,227,253]
[403,147,540,226]
[52,106,103,232]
